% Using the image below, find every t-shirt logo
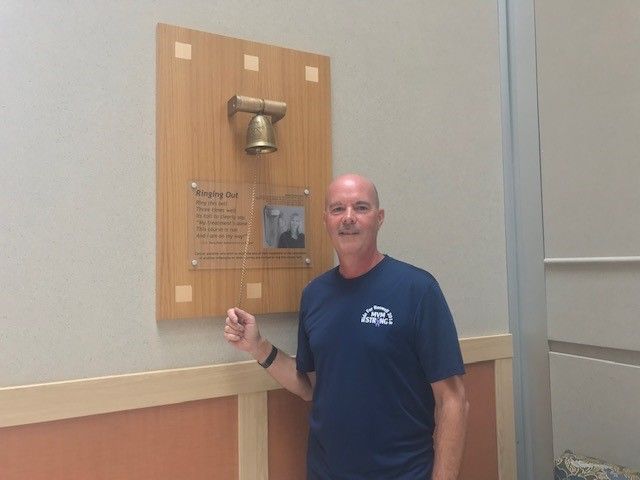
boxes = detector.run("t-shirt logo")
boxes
[360,305,394,327]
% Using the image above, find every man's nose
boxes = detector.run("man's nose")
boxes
[342,207,356,224]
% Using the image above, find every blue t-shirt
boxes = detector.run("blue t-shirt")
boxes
[296,255,465,479]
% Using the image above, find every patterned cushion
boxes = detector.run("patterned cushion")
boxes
[554,450,640,480]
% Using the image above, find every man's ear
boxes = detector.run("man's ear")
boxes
[377,208,385,229]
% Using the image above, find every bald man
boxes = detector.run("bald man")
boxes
[225,174,468,480]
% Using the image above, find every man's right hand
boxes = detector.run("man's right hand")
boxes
[224,307,266,358]
[225,307,314,401]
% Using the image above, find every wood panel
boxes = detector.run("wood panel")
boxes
[157,23,332,319]
[238,392,269,480]
[459,361,500,480]
[495,358,517,480]
[0,336,513,479]
[0,397,238,480]
[267,389,312,480]
[460,333,512,364]
[0,335,511,428]
[0,360,279,428]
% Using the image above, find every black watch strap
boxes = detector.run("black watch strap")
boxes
[258,345,278,368]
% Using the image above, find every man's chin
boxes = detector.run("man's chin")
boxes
[334,241,363,254]
[336,236,360,245]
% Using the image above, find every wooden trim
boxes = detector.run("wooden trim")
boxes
[0,361,279,428]
[495,357,517,480]
[461,333,512,364]
[0,334,512,428]
[238,391,269,480]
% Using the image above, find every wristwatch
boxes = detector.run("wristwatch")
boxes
[258,345,278,368]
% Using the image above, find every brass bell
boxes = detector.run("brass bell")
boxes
[245,114,277,155]
[228,95,286,155]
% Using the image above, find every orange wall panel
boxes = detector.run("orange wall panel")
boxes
[460,361,499,480]
[267,388,312,480]
[0,396,238,480]
[0,363,500,479]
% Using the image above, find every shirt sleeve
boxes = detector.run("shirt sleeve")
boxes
[414,281,465,383]
[295,293,315,373]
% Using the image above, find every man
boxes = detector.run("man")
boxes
[278,212,305,248]
[224,174,468,479]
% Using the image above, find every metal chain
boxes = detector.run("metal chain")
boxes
[236,157,259,307]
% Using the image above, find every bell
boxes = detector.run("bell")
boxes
[245,114,277,155]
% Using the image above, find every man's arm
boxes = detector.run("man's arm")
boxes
[224,307,315,401]
[430,375,469,480]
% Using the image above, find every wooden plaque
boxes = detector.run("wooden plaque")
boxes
[156,24,332,319]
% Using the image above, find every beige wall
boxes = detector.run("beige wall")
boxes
[546,264,640,351]
[550,354,640,470]
[536,0,640,468]
[0,1,508,387]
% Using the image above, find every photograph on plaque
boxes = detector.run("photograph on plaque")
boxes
[188,180,309,270]
[263,205,305,249]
